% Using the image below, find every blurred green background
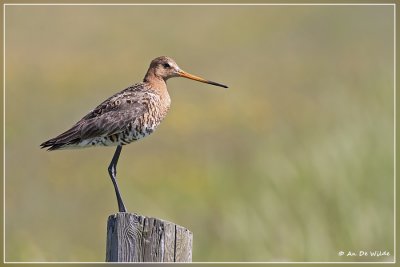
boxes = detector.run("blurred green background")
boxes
[5,5,394,262]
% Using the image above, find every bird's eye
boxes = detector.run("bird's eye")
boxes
[163,63,171,68]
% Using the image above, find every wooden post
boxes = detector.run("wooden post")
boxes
[106,212,193,262]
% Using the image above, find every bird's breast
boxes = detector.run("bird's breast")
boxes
[120,91,171,144]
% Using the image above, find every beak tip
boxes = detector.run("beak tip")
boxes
[215,83,228,89]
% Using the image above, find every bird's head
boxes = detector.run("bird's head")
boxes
[145,56,228,88]
[149,56,181,80]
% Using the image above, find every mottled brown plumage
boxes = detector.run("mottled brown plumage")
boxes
[40,56,228,212]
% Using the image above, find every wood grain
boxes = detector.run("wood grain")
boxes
[106,212,192,262]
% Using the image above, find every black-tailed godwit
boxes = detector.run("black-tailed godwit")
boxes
[41,56,228,212]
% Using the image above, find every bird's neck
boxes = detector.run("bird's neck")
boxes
[143,69,167,91]
[143,70,169,99]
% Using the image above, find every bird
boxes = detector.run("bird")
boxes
[40,56,228,212]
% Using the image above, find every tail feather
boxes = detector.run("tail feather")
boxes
[40,126,81,151]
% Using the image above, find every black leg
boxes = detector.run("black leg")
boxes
[108,145,127,212]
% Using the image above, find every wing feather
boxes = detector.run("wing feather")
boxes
[40,83,152,150]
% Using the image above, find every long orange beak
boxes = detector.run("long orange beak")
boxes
[178,70,228,88]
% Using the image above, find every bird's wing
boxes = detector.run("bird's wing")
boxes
[79,100,147,139]
[75,84,150,139]
[82,83,145,120]
[40,84,152,150]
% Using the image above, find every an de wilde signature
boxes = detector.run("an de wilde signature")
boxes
[338,250,391,257]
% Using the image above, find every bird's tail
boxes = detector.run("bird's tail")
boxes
[40,126,81,151]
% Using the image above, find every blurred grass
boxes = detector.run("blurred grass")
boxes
[5,5,394,262]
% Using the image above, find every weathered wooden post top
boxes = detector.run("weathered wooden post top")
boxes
[106,212,193,262]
